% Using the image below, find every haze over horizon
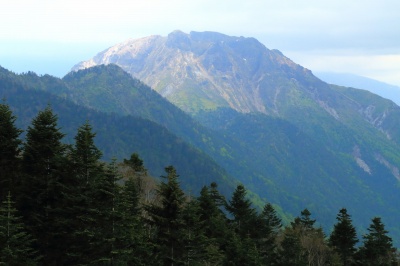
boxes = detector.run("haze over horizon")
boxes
[1,0,400,87]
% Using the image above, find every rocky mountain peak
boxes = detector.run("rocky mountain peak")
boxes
[73,30,309,114]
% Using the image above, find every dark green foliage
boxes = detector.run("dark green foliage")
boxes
[292,208,316,231]
[279,227,307,266]
[357,217,396,265]
[146,166,187,265]
[22,105,66,177]
[0,101,22,200]
[226,184,258,237]
[329,208,358,266]
[63,121,107,264]
[124,152,146,173]
[258,203,282,264]
[70,121,103,182]
[19,106,67,264]
[0,192,39,265]
[197,184,228,263]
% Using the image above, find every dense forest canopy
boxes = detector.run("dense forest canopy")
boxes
[0,102,399,265]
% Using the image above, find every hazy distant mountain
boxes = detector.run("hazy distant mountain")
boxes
[315,72,400,106]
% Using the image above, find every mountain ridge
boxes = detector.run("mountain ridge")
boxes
[315,71,400,106]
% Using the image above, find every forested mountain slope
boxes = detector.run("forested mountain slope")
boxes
[0,66,235,196]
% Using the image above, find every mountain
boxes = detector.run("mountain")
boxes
[72,31,400,244]
[315,71,400,106]
[72,30,304,114]
[0,65,236,197]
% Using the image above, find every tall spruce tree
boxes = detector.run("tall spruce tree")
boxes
[20,106,67,264]
[66,121,108,264]
[115,173,152,265]
[146,165,186,265]
[329,208,358,266]
[225,184,261,265]
[70,121,103,184]
[226,184,257,238]
[258,203,282,265]
[358,217,396,265]
[278,226,307,266]
[0,101,23,200]
[0,192,39,265]
[291,208,316,231]
[197,185,227,263]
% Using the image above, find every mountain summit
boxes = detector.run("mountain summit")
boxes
[73,30,311,114]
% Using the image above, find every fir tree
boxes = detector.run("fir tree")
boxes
[70,121,102,184]
[115,172,153,265]
[20,106,67,264]
[0,101,23,200]
[226,184,257,237]
[65,121,109,264]
[0,192,39,265]
[358,217,396,265]
[197,185,227,263]
[291,208,316,231]
[278,227,307,266]
[258,203,282,265]
[146,165,186,265]
[329,208,358,266]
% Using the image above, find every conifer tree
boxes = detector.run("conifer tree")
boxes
[329,208,358,266]
[20,106,67,264]
[180,196,208,265]
[115,173,152,265]
[92,159,121,264]
[70,121,102,184]
[258,203,282,265]
[0,101,23,200]
[0,192,38,265]
[65,121,107,264]
[291,208,316,231]
[146,165,186,265]
[226,184,257,237]
[197,185,227,263]
[278,227,307,266]
[358,217,396,265]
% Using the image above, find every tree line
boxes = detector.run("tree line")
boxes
[0,102,399,265]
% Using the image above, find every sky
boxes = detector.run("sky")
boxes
[1,0,400,86]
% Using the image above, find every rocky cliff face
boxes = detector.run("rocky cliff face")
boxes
[73,30,313,114]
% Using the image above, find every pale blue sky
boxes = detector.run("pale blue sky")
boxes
[1,0,400,86]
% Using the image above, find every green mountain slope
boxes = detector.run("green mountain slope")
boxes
[59,64,400,244]
[70,31,400,245]
[0,66,236,196]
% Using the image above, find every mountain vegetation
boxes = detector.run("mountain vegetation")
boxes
[0,103,398,264]
[0,65,236,197]
[71,31,400,246]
